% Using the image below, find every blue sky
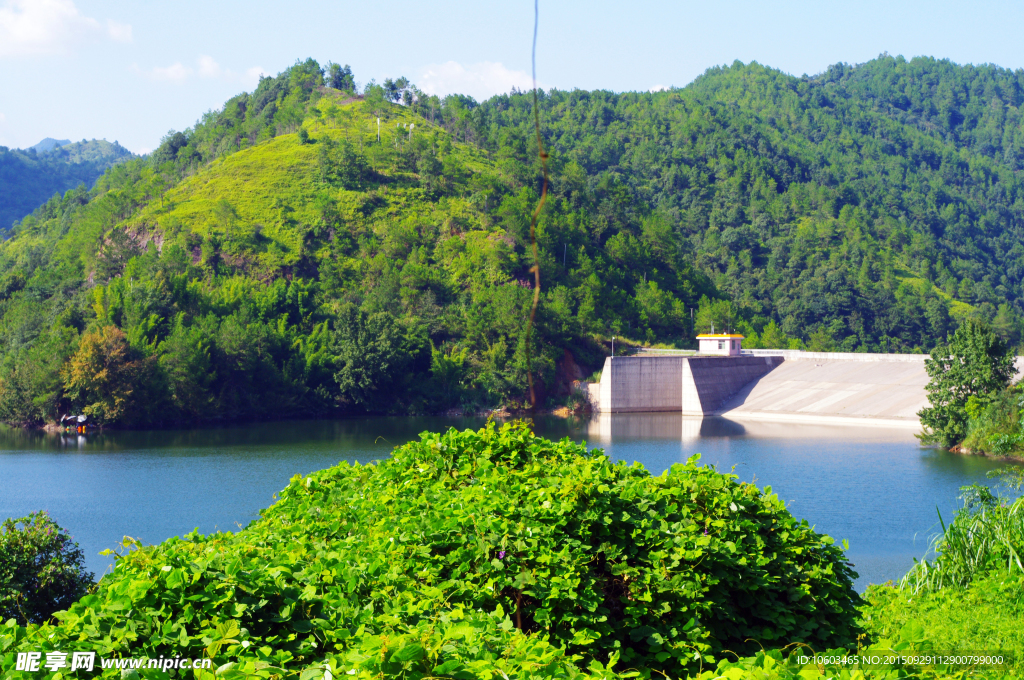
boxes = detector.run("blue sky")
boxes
[2,0,1024,154]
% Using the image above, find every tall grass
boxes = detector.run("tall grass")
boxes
[900,495,1024,594]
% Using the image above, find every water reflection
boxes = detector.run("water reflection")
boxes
[583,412,926,445]
[0,418,494,453]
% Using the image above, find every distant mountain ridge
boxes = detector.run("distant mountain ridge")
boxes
[0,138,134,232]
[27,138,71,153]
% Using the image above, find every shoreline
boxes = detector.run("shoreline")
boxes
[949,443,1024,463]
[22,405,589,434]
[714,409,922,429]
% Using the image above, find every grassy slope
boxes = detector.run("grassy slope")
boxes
[136,96,494,272]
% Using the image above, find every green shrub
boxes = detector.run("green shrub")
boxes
[962,388,1024,455]
[0,422,862,678]
[0,512,93,624]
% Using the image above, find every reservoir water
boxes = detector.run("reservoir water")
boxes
[0,415,1008,591]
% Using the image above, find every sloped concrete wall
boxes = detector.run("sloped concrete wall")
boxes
[681,356,784,415]
[718,356,928,424]
[719,354,1024,425]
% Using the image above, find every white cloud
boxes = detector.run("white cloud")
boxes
[649,84,669,92]
[198,55,222,78]
[0,112,6,123]
[149,62,191,82]
[138,56,263,87]
[418,61,536,102]
[0,0,131,56]
[106,18,131,43]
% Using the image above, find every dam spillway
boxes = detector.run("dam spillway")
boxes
[590,351,933,427]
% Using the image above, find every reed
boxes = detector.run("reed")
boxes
[900,495,1024,594]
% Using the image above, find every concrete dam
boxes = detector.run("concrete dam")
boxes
[589,350,933,428]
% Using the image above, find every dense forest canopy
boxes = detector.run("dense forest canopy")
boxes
[2,55,1024,426]
[459,56,1024,352]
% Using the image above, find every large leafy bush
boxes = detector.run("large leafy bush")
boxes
[0,422,861,678]
[0,512,93,624]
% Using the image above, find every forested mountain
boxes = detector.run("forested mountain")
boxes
[2,55,1023,426]
[461,55,1024,352]
[0,139,134,232]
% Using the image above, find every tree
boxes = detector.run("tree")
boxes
[383,78,400,103]
[416,150,443,193]
[333,307,407,410]
[694,296,737,334]
[317,138,371,190]
[919,319,1015,447]
[760,320,789,349]
[325,62,354,92]
[159,315,215,419]
[992,303,1022,347]
[362,81,386,119]
[63,325,151,424]
[95,227,142,281]
[0,327,78,424]
[0,512,93,624]
[430,343,469,406]
[807,325,837,352]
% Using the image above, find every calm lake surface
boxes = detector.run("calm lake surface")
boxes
[0,415,1008,591]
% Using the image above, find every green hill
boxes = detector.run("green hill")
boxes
[0,138,134,232]
[3,56,1024,426]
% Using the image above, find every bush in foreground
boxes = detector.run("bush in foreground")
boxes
[1,422,862,678]
[0,511,93,625]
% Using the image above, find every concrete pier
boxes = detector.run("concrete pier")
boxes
[597,355,686,413]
